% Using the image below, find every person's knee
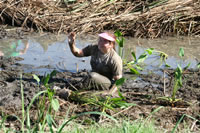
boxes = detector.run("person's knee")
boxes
[89,72,99,79]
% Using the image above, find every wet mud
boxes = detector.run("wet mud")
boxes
[0,56,200,132]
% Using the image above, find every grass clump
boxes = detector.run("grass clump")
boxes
[58,119,161,133]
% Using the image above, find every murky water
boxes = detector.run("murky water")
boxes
[0,33,199,75]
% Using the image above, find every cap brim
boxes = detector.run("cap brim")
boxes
[98,33,115,42]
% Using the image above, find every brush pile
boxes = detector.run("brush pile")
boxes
[0,0,199,38]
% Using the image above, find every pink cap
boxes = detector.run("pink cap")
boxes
[98,33,115,42]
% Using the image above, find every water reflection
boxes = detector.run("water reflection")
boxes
[18,34,91,74]
[0,40,29,57]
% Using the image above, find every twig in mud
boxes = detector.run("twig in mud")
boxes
[57,17,64,35]
[59,72,78,91]
[190,120,198,131]
[163,70,166,96]
[56,96,71,107]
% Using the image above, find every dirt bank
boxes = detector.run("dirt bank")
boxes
[0,56,199,132]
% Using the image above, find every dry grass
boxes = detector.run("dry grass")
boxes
[0,0,199,38]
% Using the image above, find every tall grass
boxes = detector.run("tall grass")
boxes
[20,74,25,133]
[52,119,160,133]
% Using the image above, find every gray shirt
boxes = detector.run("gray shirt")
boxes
[83,45,122,80]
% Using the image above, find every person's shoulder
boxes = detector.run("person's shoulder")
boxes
[88,44,98,51]
[83,44,98,56]
[109,49,122,63]
[86,44,97,48]
[111,49,121,59]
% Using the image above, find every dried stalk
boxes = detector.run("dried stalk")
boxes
[0,0,199,38]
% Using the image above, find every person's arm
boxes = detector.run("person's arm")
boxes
[109,57,123,95]
[113,75,122,80]
[68,32,84,57]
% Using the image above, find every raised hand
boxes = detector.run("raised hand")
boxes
[68,32,76,47]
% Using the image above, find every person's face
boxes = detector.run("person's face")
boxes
[98,37,112,50]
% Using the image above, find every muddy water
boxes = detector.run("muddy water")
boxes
[0,33,199,74]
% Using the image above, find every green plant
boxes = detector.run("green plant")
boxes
[158,48,190,104]
[114,30,125,58]
[124,48,154,75]
[152,49,170,67]
[20,74,25,133]
[125,47,170,75]
[172,114,200,133]
[69,77,136,114]
[31,70,60,132]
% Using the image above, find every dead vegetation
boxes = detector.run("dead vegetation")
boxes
[0,0,200,38]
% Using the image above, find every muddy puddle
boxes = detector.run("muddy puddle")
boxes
[0,33,200,132]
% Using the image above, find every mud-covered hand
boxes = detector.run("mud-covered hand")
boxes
[68,32,76,47]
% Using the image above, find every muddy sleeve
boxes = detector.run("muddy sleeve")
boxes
[82,45,93,56]
[111,56,123,77]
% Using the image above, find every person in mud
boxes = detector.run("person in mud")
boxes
[68,32,123,95]
[0,40,29,58]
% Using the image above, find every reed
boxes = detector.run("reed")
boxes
[0,0,199,38]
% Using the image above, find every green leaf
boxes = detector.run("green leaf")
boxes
[50,70,57,78]
[120,37,124,47]
[135,65,143,70]
[177,64,182,74]
[115,78,126,86]
[46,114,54,133]
[52,99,60,112]
[197,62,200,68]
[137,53,148,63]
[146,48,154,55]
[127,60,135,65]
[57,112,118,133]
[179,48,184,57]
[165,64,171,68]
[119,40,123,47]
[43,74,50,86]
[129,67,140,75]
[117,87,125,100]
[183,62,191,70]
[120,103,137,109]
[110,97,123,102]
[32,74,40,84]
[131,51,136,61]
[114,30,122,37]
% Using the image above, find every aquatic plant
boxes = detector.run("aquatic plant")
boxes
[171,48,190,102]
[125,47,169,75]
[158,48,190,105]
[114,30,125,58]
[124,48,153,75]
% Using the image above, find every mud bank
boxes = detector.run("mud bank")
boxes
[0,56,199,132]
